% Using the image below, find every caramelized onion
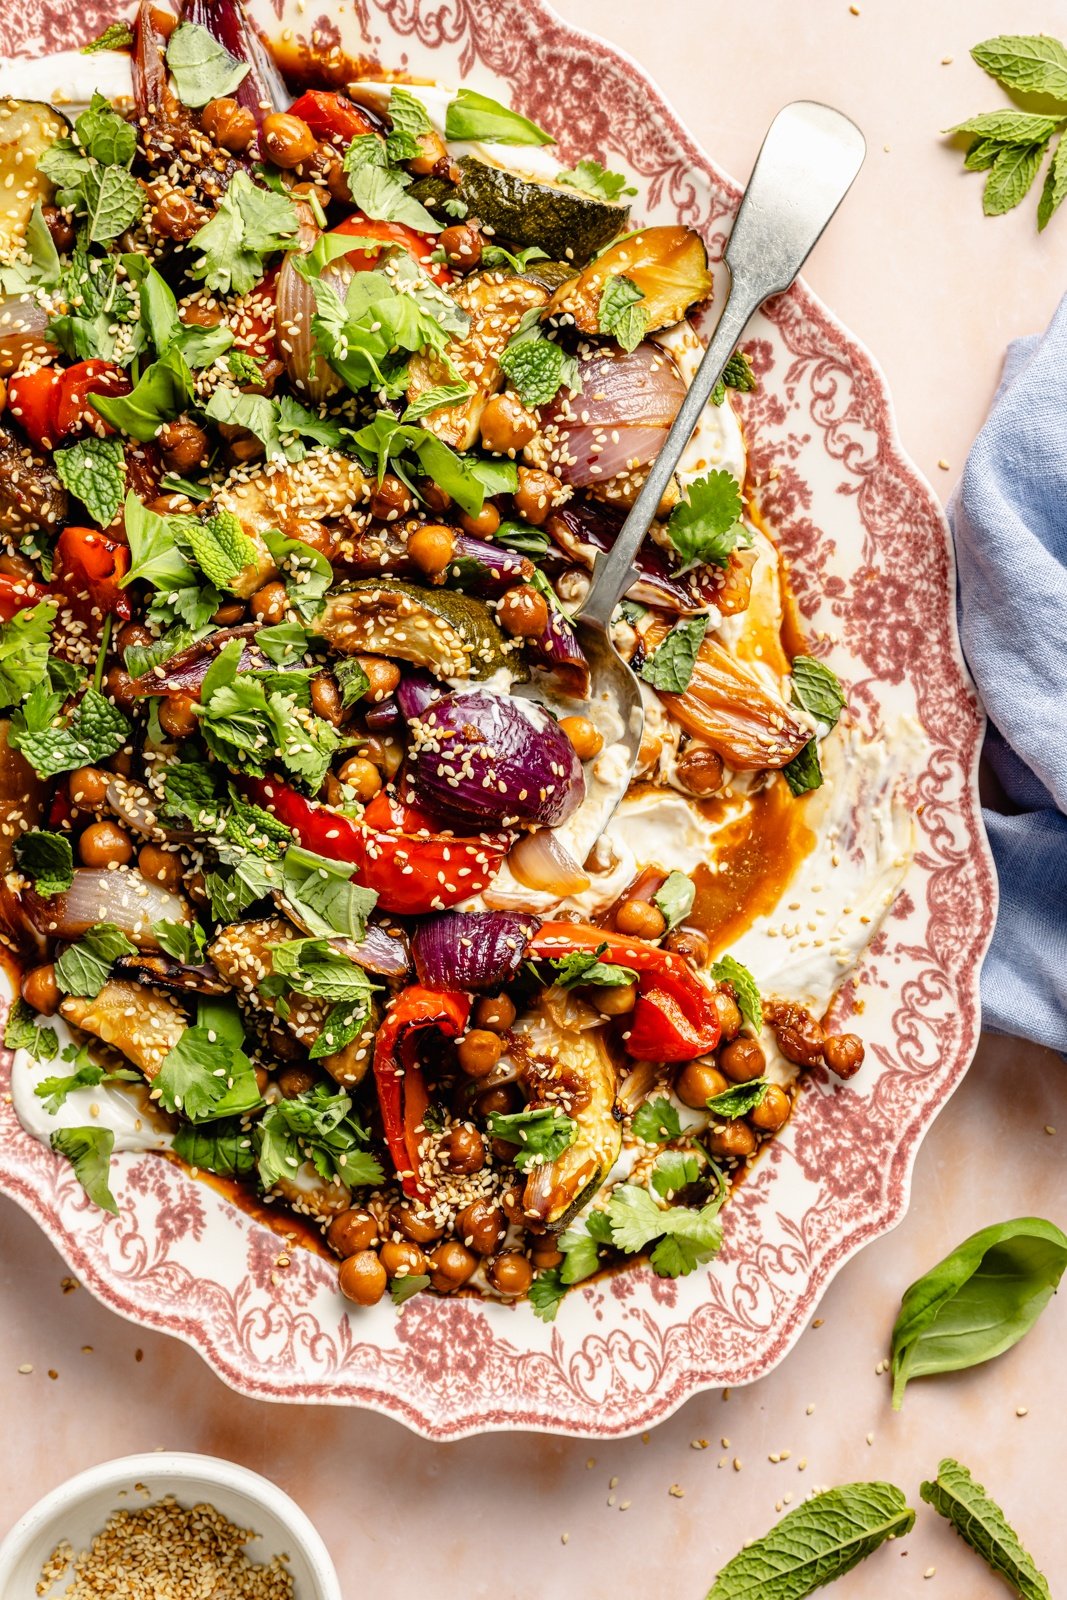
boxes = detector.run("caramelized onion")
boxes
[23,868,191,948]
[507,829,590,897]
[540,343,686,488]
[276,247,349,403]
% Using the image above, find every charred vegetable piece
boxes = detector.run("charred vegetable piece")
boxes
[0,719,46,873]
[406,272,548,449]
[59,979,188,1079]
[657,632,811,770]
[0,100,69,254]
[0,423,68,539]
[212,450,368,597]
[457,156,629,264]
[114,953,230,995]
[544,226,713,339]
[313,578,518,680]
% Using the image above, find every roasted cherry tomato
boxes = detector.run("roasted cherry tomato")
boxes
[331,213,451,285]
[56,360,132,438]
[7,368,63,450]
[53,525,132,624]
[286,89,380,144]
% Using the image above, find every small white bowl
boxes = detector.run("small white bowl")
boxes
[0,1452,341,1600]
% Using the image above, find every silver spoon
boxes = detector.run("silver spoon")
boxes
[546,101,866,834]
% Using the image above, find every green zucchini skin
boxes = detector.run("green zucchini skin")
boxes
[457,157,629,264]
[313,578,523,681]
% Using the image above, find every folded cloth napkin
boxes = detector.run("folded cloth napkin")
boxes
[951,293,1067,1055]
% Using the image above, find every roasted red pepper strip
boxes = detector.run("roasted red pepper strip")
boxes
[0,573,50,622]
[7,368,63,450]
[242,776,511,915]
[528,922,722,1063]
[373,985,470,1196]
[287,89,379,143]
[53,526,132,624]
[56,360,131,438]
[332,213,451,285]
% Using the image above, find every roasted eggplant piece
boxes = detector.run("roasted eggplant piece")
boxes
[457,156,629,264]
[211,450,368,597]
[0,423,68,539]
[544,226,713,338]
[0,99,69,256]
[312,578,519,680]
[59,979,189,1080]
[0,718,46,874]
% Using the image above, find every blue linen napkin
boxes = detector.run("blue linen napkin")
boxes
[951,295,1067,1054]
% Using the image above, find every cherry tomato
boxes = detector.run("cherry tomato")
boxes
[286,90,380,144]
[7,368,62,450]
[332,214,451,286]
[53,526,132,624]
[57,360,131,438]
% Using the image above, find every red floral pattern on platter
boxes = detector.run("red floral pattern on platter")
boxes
[0,0,995,1439]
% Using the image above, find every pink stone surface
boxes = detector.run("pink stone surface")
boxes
[3,0,1067,1591]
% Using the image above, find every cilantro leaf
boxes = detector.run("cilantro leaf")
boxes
[173,1118,256,1180]
[390,1271,431,1305]
[281,845,378,939]
[529,1267,567,1322]
[444,89,553,147]
[255,1082,382,1191]
[54,923,137,998]
[706,1078,769,1120]
[782,739,823,797]
[48,248,143,365]
[82,20,135,51]
[558,1227,602,1284]
[709,954,762,1034]
[666,469,749,571]
[13,830,74,896]
[34,1056,138,1114]
[486,1106,578,1171]
[9,686,130,781]
[166,22,249,108]
[650,1149,702,1199]
[0,602,56,711]
[653,870,695,932]
[631,1097,683,1145]
[50,1126,118,1213]
[154,1026,263,1123]
[4,998,59,1063]
[791,656,847,727]
[189,172,300,297]
[607,1182,724,1276]
[544,943,639,989]
[557,158,636,202]
[598,274,647,352]
[54,436,126,527]
[639,617,708,692]
[710,349,757,408]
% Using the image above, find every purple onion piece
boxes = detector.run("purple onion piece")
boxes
[547,498,723,615]
[448,533,534,594]
[395,669,443,722]
[527,603,591,699]
[181,0,289,123]
[408,688,585,828]
[364,695,401,731]
[333,923,411,979]
[128,625,303,699]
[412,910,540,992]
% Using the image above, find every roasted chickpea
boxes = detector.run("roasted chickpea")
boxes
[116,621,154,654]
[21,962,59,1016]
[428,1239,477,1293]
[328,1209,378,1258]
[407,127,449,175]
[439,222,483,271]
[79,820,133,868]
[710,988,743,1041]
[420,480,452,515]
[473,993,516,1033]
[407,524,456,578]
[137,843,182,890]
[253,1065,270,1096]
[479,391,538,455]
[675,744,725,797]
[488,1251,533,1297]
[750,1083,791,1132]
[310,672,343,725]
[457,1028,504,1079]
[530,1237,563,1271]
[718,1036,766,1083]
[212,601,246,626]
[68,765,110,808]
[497,583,549,638]
[559,715,603,761]
[152,187,201,240]
[108,749,133,777]
[390,1202,444,1246]
[675,1059,729,1109]
[220,425,264,465]
[337,755,382,802]
[615,898,667,940]
[823,1033,865,1079]
[595,981,638,1017]
[277,1064,317,1099]
[380,1239,427,1280]
[513,466,560,526]
[455,1199,507,1256]
[250,581,288,625]
[707,1121,758,1160]
[474,1083,521,1119]
[158,418,209,474]
[200,95,257,152]
[42,202,75,253]
[159,693,199,741]
[665,927,711,967]
[369,474,415,522]
[459,502,500,538]
[766,1001,825,1069]
[338,1248,387,1305]
[356,655,401,701]
[323,154,352,203]
[105,667,135,710]
[442,1123,485,1175]
[501,1183,525,1226]
[262,111,316,168]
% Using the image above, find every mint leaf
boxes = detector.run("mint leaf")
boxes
[75,93,136,167]
[948,110,1062,142]
[653,870,694,932]
[631,1097,683,1145]
[87,164,144,244]
[182,509,259,591]
[782,739,823,797]
[9,686,130,780]
[13,830,74,896]
[0,602,56,710]
[54,436,126,527]
[444,89,553,147]
[920,1458,1051,1599]
[281,845,378,939]
[161,759,223,829]
[487,1107,578,1171]
[151,918,207,965]
[342,136,441,233]
[791,656,846,726]
[310,997,372,1059]
[388,86,433,142]
[666,469,748,571]
[1038,133,1067,228]
[971,34,1067,100]
[598,274,647,352]
[4,998,59,1063]
[190,172,299,297]
[270,939,377,1005]
[54,923,137,998]
[556,158,635,202]
[499,333,574,407]
[709,954,762,1034]
[639,617,708,692]
[710,349,757,407]
[984,140,1049,215]
[707,1079,769,1120]
[50,1126,118,1213]
[166,22,249,107]
[255,1082,382,1190]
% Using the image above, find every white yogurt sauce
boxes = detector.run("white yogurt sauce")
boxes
[11,1017,173,1153]
[0,48,133,109]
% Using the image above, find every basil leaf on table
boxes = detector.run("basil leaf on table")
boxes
[920,1459,1051,1600]
[890,1216,1067,1408]
[705,1481,915,1598]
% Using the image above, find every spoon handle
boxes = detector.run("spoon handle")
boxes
[575,100,866,631]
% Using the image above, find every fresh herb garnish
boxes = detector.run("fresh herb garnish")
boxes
[791,656,847,726]
[0,602,57,711]
[54,436,126,527]
[50,1125,119,1213]
[948,36,1067,227]
[653,870,694,931]
[342,134,441,233]
[281,845,378,940]
[499,308,580,407]
[706,1079,769,1120]
[34,1048,139,1114]
[781,739,824,797]
[556,159,636,202]
[189,172,300,296]
[54,923,137,998]
[270,938,378,1006]
[9,685,130,781]
[710,348,758,407]
[606,1182,724,1278]
[631,1096,683,1145]
[709,954,762,1035]
[166,22,249,108]
[255,1082,383,1192]
[650,1149,703,1199]
[920,1459,1051,1599]
[486,1106,578,1171]
[173,1119,257,1181]
[154,1025,262,1123]
[13,829,74,896]
[82,19,135,52]
[543,942,639,989]
[598,273,647,352]
[151,918,208,965]
[4,998,59,1063]
[665,468,749,572]
[444,89,553,147]
[639,617,708,692]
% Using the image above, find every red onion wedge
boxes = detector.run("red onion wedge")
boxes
[127,625,302,699]
[181,0,290,125]
[547,497,727,615]
[412,910,539,992]
[395,669,444,721]
[276,233,349,403]
[409,689,585,829]
[540,342,686,489]
[23,868,191,949]
[507,828,590,897]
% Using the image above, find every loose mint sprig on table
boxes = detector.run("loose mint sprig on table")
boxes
[947,34,1067,227]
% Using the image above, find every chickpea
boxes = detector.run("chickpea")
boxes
[479,392,538,456]
[116,621,154,654]
[380,1238,427,1280]
[79,820,133,868]
[707,1121,758,1160]
[200,95,257,152]
[108,749,133,777]
[220,426,264,465]
[323,154,352,203]
[42,202,75,253]
[665,927,711,967]
[559,715,603,761]
[455,1199,506,1256]
[823,1033,865,1080]
[390,1202,444,1246]
[473,993,516,1033]
[21,962,59,1016]
[254,1065,270,1096]
[530,1237,563,1271]
[501,1183,525,1227]
[428,1239,477,1293]
[328,1209,378,1258]
[459,502,500,538]
[105,667,135,710]
[369,474,415,522]
[513,466,560,526]
[250,581,288,625]
[407,127,449,176]
[595,981,638,1017]
[158,418,209,474]
[474,1083,521,1119]
[277,1064,317,1099]
[356,655,401,702]
[488,1251,533,1297]
[497,583,549,638]
[262,111,316,168]
[137,843,182,890]
[766,1001,825,1069]
[68,765,110,808]
[407,524,456,579]
[615,898,667,941]
[212,601,246,626]
[152,187,201,240]
[420,480,452,515]
[675,744,725,797]
[337,755,382,803]
[710,988,743,1041]
[338,1249,387,1305]
[750,1083,791,1133]
[675,1059,729,1109]
[442,1123,485,1175]
[310,673,343,725]
[719,1037,766,1083]
[439,223,483,271]
[159,693,199,741]
[457,1028,504,1079]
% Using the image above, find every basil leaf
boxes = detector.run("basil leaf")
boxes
[920,1458,1051,1600]
[653,870,694,931]
[189,171,299,297]
[0,602,56,711]
[335,657,370,708]
[401,382,475,423]
[706,1079,768,1120]
[705,1482,915,1598]
[444,88,553,147]
[640,617,708,692]
[13,829,74,896]
[55,923,137,998]
[50,1125,119,1213]
[791,656,846,727]
[92,346,193,441]
[709,955,762,1035]
[151,918,207,965]
[54,436,126,526]
[173,1119,257,1181]
[166,22,249,108]
[890,1217,1067,1408]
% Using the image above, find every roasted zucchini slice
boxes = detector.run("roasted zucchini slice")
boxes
[544,226,713,338]
[458,156,629,264]
[0,100,69,257]
[59,980,188,1080]
[313,578,519,680]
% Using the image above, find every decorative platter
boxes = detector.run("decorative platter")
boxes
[0,0,995,1438]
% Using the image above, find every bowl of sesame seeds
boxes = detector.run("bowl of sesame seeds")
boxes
[0,1452,341,1600]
